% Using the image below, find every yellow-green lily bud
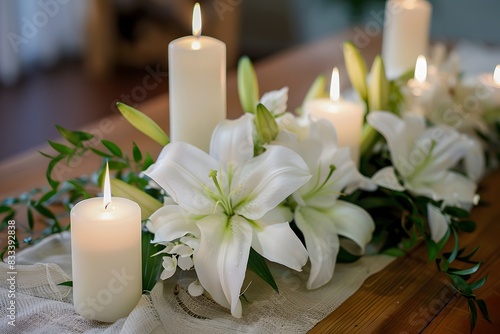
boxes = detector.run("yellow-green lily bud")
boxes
[110,178,162,220]
[238,56,259,114]
[254,103,279,144]
[116,102,169,146]
[298,74,327,116]
[343,41,368,102]
[368,55,390,111]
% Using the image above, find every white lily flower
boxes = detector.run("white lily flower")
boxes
[145,114,311,318]
[188,280,205,297]
[427,203,450,243]
[260,87,289,116]
[273,116,376,290]
[367,111,479,208]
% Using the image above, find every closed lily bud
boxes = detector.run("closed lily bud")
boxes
[110,178,162,220]
[116,102,169,146]
[238,56,259,114]
[255,103,279,144]
[343,41,368,102]
[368,55,390,111]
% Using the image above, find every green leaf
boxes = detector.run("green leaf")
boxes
[428,228,450,262]
[143,153,155,171]
[247,247,278,293]
[116,102,169,146]
[27,207,34,230]
[449,262,481,276]
[459,220,476,233]
[343,41,368,102]
[469,275,488,291]
[476,299,492,322]
[467,298,477,333]
[132,142,142,163]
[33,204,56,220]
[382,247,407,257]
[101,140,123,158]
[110,178,162,220]
[38,150,56,159]
[448,229,460,263]
[0,205,11,213]
[90,147,113,158]
[46,155,65,189]
[48,140,72,155]
[444,206,469,218]
[142,230,165,293]
[237,56,259,114]
[58,281,73,287]
[37,190,57,205]
[254,103,279,144]
[449,274,473,296]
[55,125,81,146]
[108,161,129,170]
[73,131,94,141]
[368,55,390,111]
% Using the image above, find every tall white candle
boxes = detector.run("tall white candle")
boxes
[305,68,364,165]
[71,166,142,322]
[168,3,226,152]
[382,0,432,79]
[479,65,500,107]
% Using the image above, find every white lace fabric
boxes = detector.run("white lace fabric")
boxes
[0,232,394,333]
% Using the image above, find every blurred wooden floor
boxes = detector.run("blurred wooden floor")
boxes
[0,62,168,161]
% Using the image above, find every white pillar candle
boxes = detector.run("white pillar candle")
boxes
[382,0,432,79]
[478,65,500,107]
[168,3,226,152]
[305,68,364,165]
[405,55,433,115]
[71,166,142,322]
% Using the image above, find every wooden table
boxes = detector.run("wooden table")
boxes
[0,30,498,333]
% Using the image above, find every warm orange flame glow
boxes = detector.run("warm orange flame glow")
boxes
[329,67,340,101]
[103,163,111,209]
[192,3,201,37]
[414,55,427,84]
[494,65,500,86]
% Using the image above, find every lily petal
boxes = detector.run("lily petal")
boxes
[408,171,477,207]
[193,214,253,318]
[326,200,375,255]
[233,145,311,220]
[462,136,485,182]
[371,166,405,192]
[294,206,339,290]
[367,111,426,166]
[260,87,289,116]
[427,203,450,243]
[148,204,200,243]
[252,209,308,271]
[145,142,218,215]
[210,114,254,168]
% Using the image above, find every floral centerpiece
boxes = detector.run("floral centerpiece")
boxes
[1,42,496,331]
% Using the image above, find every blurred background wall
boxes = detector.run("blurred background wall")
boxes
[1,0,499,159]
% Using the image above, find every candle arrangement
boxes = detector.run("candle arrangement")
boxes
[1,1,496,333]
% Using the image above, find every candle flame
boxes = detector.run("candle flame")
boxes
[494,65,500,85]
[329,67,340,102]
[414,55,427,84]
[103,163,111,209]
[192,3,201,37]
